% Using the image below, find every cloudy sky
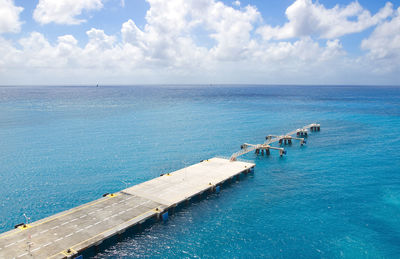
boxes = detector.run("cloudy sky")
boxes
[0,0,399,85]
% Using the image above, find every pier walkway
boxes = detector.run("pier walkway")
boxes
[0,158,254,258]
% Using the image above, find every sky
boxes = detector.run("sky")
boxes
[0,0,399,85]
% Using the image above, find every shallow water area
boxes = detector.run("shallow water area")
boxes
[0,85,399,258]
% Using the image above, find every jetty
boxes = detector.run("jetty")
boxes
[0,123,320,258]
[0,158,254,258]
[230,123,320,161]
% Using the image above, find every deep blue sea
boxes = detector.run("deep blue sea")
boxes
[0,85,399,258]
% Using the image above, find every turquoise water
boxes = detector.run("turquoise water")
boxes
[0,85,399,258]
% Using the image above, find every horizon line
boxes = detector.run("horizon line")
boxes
[1,83,400,88]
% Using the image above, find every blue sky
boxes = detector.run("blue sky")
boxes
[0,0,399,85]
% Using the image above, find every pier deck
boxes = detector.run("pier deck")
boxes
[0,157,254,258]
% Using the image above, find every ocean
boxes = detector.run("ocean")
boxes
[0,85,399,258]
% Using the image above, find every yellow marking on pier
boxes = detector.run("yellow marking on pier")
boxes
[17,224,32,230]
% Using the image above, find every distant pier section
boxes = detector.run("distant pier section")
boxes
[230,123,320,160]
[0,158,254,258]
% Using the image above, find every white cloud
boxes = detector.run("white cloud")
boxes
[0,31,348,85]
[250,37,345,71]
[0,36,21,71]
[33,0,103,25]
[0,0,23,34]
[206,3,260,60]
[120,0,211,69]
[18,32,60,67]
[86,28,116,50]
[257,0,394,40]
[121,0,260,64]
[0,0,399,85]
[361,7,400,73]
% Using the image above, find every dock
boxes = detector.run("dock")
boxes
[230,123,320,160]
[0,157,254,258]
[0,123,320,258]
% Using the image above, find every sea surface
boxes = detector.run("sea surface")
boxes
[0,85,399,258]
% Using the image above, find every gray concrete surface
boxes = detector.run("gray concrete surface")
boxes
[0,157,254,258]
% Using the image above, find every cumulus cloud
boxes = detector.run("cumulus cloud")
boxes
[206,3,260,60]
[17,32,71,68]
[120,0,260,64]
[361,7,400,73]
[250,37,344,71]
[257,0,394,40]
[0,0,23,34]
[0,36,20,71]
[0,0,399,85]
[33,0,103,25]
[120,0,207,70]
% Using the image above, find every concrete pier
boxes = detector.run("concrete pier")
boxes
[0,157,254,258]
